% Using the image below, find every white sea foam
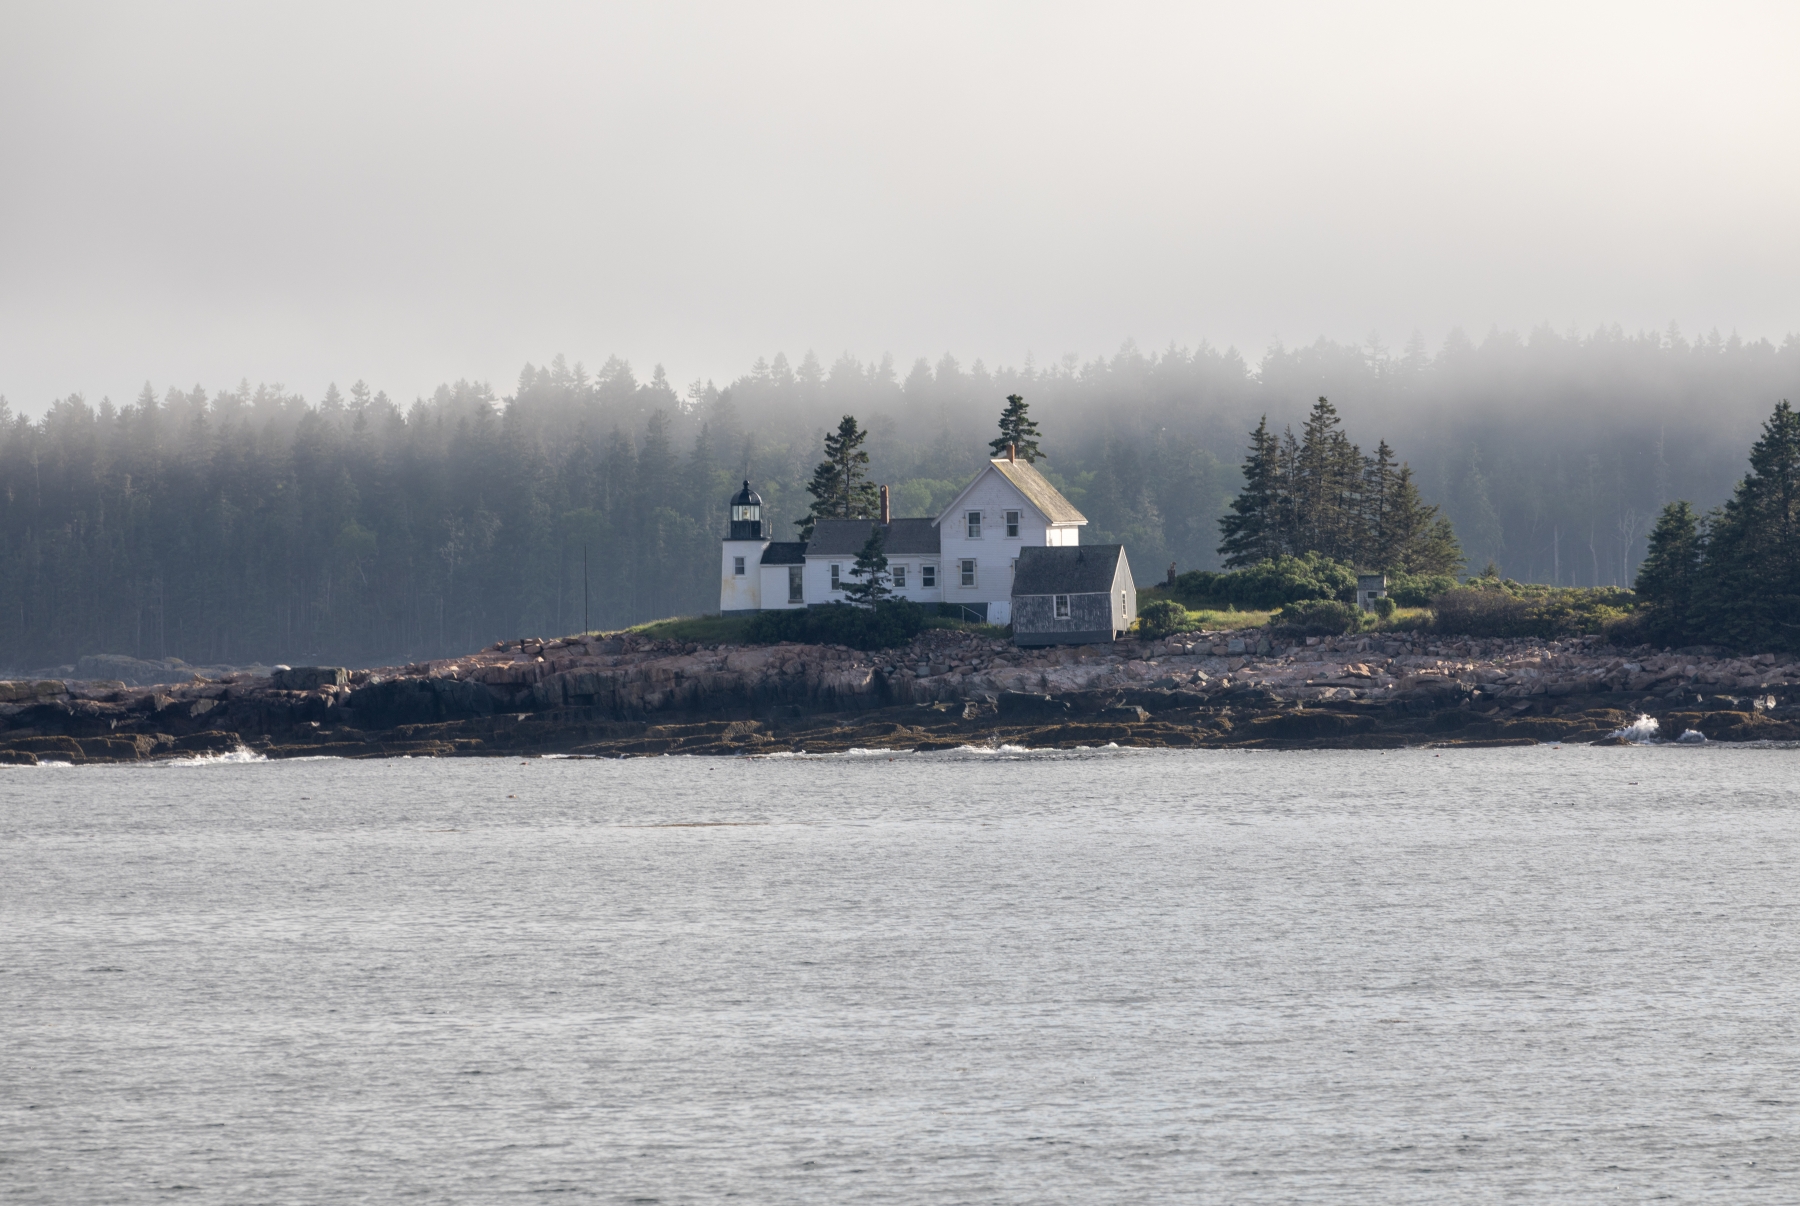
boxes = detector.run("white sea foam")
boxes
[155,747,269,765]
[1611,714,1661,743]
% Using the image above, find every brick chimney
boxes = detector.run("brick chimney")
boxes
[1007,442,1016,462]
[879,483,890,524]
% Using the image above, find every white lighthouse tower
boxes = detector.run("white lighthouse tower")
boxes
[719,481,770,614]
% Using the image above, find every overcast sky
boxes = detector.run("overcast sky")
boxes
[2,1,1797,413]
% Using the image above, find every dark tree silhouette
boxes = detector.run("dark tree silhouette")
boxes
[1218,400,1462,574]
[987,393,1042,463]
[797,415,879,540]
[842,525,891,607]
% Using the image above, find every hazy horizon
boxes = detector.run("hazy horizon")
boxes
[5,1,1798,416]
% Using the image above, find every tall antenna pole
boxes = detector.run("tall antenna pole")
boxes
[583,542,590,635]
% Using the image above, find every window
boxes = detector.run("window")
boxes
[1005,510,1020,538]
[891,564,907,588]
[733,556,746,576]
[1055,594,1071,618]
[966,510,981,538]
[788,565,803,603]
[730,503,760,522]
[921,564,936,588]
[830,563,841,590]
[960,559,976,587]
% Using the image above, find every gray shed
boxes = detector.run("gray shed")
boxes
[1356,573,1388,611]
[1011,545,1136,645]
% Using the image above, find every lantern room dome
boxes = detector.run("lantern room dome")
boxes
[727,481,765,540]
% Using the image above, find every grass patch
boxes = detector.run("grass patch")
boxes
[622,614,759,643]
[1134,588,1274,633]
[1181,607,1274,630]
[1374,607,1433,632]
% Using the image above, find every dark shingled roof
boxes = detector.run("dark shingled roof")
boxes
[759,542,807,566]
[1011,544,1129,595]
[804,518,941,557]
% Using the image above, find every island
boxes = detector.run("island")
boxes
[3,624,1796,764]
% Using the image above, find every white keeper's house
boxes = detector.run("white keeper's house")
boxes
[719,446,1089,626]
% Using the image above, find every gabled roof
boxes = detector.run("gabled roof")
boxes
[935,459,1088,528]
[1012,544,1129,595]
[803,518,941,557]
[759,542,807,566]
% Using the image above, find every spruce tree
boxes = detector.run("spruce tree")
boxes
[1275,425,1302,554]
[842,525,891,607]
[1697,399,1800,647]
[1414,516,1466,576]
[1289,397,1366,563]
[1382,465,1464,574]
[1218,416,1284,567]
[988,394,1043,462]
[797,414,879,540]
[1360,440,1400,569]
[1292,397,1339,557]
[1635,500,1703,642]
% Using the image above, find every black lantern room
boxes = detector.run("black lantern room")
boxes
[727,481,764,539]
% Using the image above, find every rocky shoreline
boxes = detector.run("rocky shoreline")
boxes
[3,627,1798,765]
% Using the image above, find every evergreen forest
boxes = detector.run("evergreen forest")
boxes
[2,325,1797,670]
[1635,400,1800,651]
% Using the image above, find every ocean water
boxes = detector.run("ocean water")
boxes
[3,745,1798,1203]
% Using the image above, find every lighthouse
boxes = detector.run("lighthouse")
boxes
[719,481,770,614]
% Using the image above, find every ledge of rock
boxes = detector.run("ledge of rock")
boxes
[3,628,1797,762]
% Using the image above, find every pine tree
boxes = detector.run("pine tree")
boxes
[797,414,879,540]
[1326,421,1365,562]
[987,393,1043,462]
[842,525,891,607]
[1635,500,1703,641]
[1275,425,1302,554]
[1218,416,1284,567]
[1292,397,1338,556]
[1382,465,1464,574]
[1413,515,1466,576]
[1697,399,1800,647]
[1288,397,1367,563]
[1360,440,1400,569]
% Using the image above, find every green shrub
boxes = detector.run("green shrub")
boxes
[1171,553,1358,610]
[1431,588,1533,637]
[1371,596,1397,619]
[1386,572,1458,607]
[746,600,925,650]
[1134,598,1192,638]
[1271,598,1361,637]
[1431,585,1637,638]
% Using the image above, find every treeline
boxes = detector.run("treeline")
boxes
[2,326,1797,668]
[1218,396,1462,572]
[0,365,718,669]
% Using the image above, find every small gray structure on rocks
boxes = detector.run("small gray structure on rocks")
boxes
[1357,574,1389,611]
[1010,545,1136,646]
